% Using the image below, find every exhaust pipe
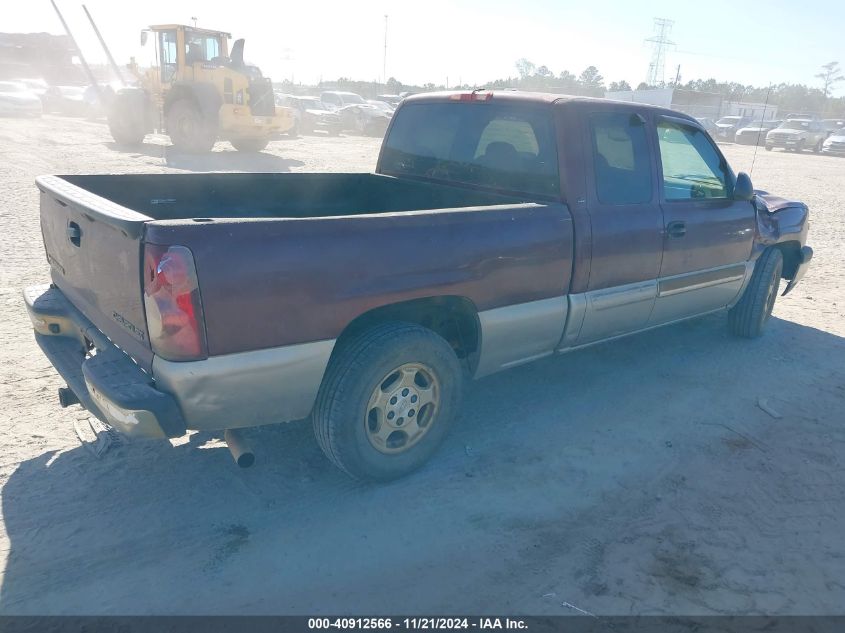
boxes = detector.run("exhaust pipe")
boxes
[224,429,255,468]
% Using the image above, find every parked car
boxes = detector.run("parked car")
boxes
[821,119,845,138]
[42,85,101,118]
[821,128,845,156]
[275,94,341,136]
[714,115,753,141]
[765,118,828,152]
[18,78,49,100]
[320,90,367,111]
[0,80,43,117]
[734,120,781,145]
[336,103,391,136]
[366,99,396,116]
[291,96,342,135]
[694,117,718,136]
[25,91,812,481]
[376,94,402,106]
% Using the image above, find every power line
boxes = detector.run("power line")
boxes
[645,18,675,86]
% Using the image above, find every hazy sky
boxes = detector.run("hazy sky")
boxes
[7,0,844,94]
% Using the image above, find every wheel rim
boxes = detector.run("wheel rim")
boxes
[365,363,440,454]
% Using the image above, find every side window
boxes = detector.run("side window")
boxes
[657,120,730,200]
[590,112,652,205]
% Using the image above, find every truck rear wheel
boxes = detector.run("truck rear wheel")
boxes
[728,248,783,338]
[230,137,270,152]
[166,100,216,153]
[312,322,463,481]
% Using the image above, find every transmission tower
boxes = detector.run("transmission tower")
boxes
[644,18,675,86]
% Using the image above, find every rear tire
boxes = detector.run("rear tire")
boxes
[312,322,463,481]
[230,137,270,152]
[166,99,216,153]
[728,248,783,339]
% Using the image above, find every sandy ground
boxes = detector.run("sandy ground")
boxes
[0,114,844,616]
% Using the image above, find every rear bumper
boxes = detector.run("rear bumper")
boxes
[25,284,335,436]
[24,284,185,439]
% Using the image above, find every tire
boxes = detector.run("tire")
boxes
[795,140,806,153]
[813,140,823,154]
[765,145,773,151]
[312,322,463,481]
[230,137,270,152]
[107,94,147,145]
[287,122,299,138]
[728,248,783,339]
[166,99,216,153]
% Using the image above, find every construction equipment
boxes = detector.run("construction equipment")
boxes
[108,24,294,152]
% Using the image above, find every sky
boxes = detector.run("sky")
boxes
[6,0,844,94]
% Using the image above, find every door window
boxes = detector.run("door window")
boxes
[657,120,730,200]
[590,112,652,205]
[158,30,178,83]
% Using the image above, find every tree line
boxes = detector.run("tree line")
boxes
[286,60,845,118]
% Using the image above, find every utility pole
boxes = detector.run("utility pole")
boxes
[383,14,388,86]
[644,18,675,86]
[674,64,681,86]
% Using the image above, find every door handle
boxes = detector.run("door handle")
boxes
[665,221,686,238]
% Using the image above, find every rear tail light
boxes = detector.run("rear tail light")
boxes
[143,244,207,361]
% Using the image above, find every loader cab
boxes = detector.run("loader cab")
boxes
[148,25,230,87]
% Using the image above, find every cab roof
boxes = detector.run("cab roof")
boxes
[149,25,232,38]
[402,90,699,123]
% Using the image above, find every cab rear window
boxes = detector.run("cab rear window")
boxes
[380,102,560,197]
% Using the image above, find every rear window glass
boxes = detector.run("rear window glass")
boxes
[590,112,652,205]
[380,102,559,197]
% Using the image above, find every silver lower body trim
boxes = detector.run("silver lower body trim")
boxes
[153,339,336,431]
[474,296,568,378]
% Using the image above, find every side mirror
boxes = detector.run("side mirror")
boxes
[734,172,754,201]
[140,31,148,46]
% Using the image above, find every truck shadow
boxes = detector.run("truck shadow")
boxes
[105,141,305,173]
[2,314,844,614]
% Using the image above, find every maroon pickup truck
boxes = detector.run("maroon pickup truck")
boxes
[25,91,812,480]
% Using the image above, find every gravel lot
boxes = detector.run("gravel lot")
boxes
[0,114,844,616]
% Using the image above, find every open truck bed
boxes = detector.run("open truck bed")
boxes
[31,170,573,445]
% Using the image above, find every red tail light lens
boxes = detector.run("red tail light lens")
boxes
[143,244,207,361]
[449,91,493,101]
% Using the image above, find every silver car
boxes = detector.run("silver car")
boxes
[822,129,845,156]
[0,81,43,117]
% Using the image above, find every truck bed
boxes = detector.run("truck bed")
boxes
[37,173,574,370]
[56,173,532,219]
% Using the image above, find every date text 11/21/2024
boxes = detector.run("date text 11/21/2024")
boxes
[307,617,529,630]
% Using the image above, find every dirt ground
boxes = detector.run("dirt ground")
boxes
[0,114,844,616]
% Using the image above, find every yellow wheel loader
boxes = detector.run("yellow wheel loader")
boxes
[108,25,294,152]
